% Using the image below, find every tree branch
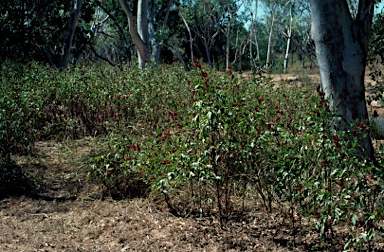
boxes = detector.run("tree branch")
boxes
[88,44,116,66]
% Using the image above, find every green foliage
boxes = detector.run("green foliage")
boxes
[0,62,49,195]
[82,61,384,249]
[1,62,44,160]
[2,61,384,249]
[79,64,194,197]
[0,0,95,65]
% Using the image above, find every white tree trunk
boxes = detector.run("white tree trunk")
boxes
[137,0,149,68]
[148,0,158,65]
[119,0,149,69]
[310,0,375,161]
[283,33,291,73]
[219,6,239,70]
[283,4,293,73]
[266,10,275,68]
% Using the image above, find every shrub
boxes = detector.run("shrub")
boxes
[85,62,384,249]
[7,61,382,250]
[0,62,47,195]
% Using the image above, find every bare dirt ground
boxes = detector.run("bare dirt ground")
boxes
[2,138,320,252]
[1,71,384,252]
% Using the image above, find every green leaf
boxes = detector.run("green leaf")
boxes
[207,111,212,120]
[361,232,368,241]
[352,214,358,225]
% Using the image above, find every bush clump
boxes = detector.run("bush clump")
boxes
[2,61,384,250]
[83,61,384,250]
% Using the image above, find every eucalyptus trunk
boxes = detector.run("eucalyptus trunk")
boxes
[310,0,375,161]
[137,0,149,68]
[119,0,149,69]
[225,25,231,69]
[265,10,275,68]
[149,0,173,66]
[283,4,293,73]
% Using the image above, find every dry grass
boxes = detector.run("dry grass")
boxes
[1,135,316,252]
[1,196,315,251]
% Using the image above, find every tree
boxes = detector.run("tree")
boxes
[119,0,150,68]
[187,0,221,68]
[148,0,174,66]
[289,2,316,69]
[261,0,291,68]
[368,8,384,88]
[209,0,242,69]
[280,0,315,72]
[0,0,67,64]
[264,1,276,68]
[0,0,96,67]
[230,26,249,72]
[243,0,261,67]
[59,0,83,71]
[179,10,194,65]
[309,0,378,161]
[282,0,293,73]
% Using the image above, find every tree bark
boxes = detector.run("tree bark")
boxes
[59,0,83,71]
[137,0,149,68]
[309,0,375,161]
[149,0,173,66]
[283,4,293,73]
[119,0,149,69]
[225,25,231,69]
[265,9,275,68]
